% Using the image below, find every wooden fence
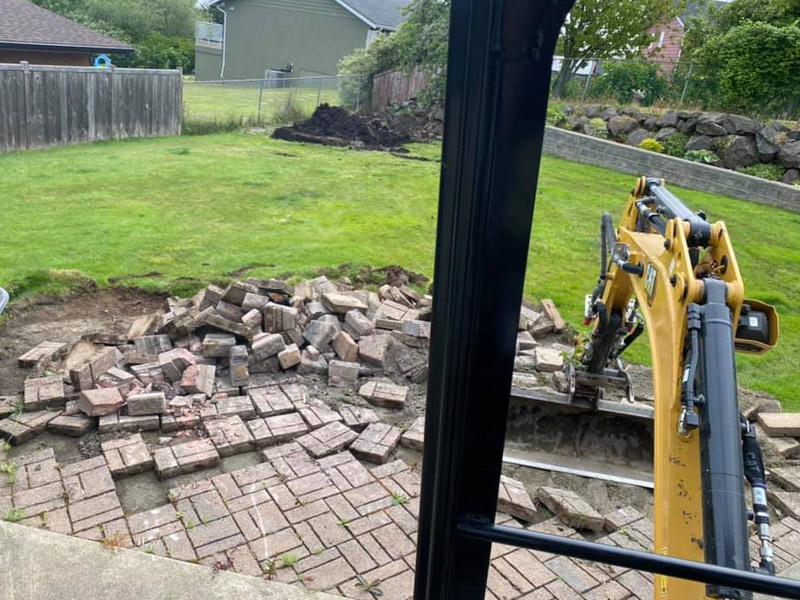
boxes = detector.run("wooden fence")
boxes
[371,66,429,111]
[0,63,182,152]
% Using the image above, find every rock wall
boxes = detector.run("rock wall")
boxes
[553,104,800,184]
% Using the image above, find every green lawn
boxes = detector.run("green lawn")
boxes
[182,82,341,122]
[2,133,799,408]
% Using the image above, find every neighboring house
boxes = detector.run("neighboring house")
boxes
[0,0,132,66]
[196,0,411,81]
[643,1,728,72]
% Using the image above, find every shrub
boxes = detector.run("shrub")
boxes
[114,34,195,72]
[695,22,800,115]
[639,138,664,153]
[684,149,720,164]
[588,118,608,138]
[546,105,567,126]
[737,163,785,181]
[338,34,400,110]
[590,61,667,105]
[661,133,689,157]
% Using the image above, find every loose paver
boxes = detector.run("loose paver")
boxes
[201,395,256,421]
[247,412,309,447]
[339,405,380,432]
[127,391,167,416]
[47,413,96,436]
[537,486,605,531]
[101,433,155,478]
[98,413,160,434]
[358,381,408,409]
[153,439,220,479]
[61,456,116,504]
[248,386,294,417]
[758,412,800,437]
[0,410,61,444]
[23,375,66,411]
[298,401,343,430]
[204,415,255,457]
[77,388,124,417]
[297,422,359,458]
[18,341,68,367]
[350,422,402,464]
[498,475,538,523]
[400,416,425,451]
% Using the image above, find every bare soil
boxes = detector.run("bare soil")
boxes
[273,104,411,150]
[0,288,165,394]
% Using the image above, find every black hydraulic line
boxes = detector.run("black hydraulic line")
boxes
[635,199,667,235]
[613,320,644,359]
[645,178,711,246]
[742,417,775,575]
[696,279,752,599]
[585,311,622,374]
[457,519,800,599]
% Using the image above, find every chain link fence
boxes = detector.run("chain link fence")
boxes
[548,57,716,111]
[182,75,368,127]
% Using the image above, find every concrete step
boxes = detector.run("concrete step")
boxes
[0,520,343,600]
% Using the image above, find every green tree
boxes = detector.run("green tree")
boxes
[552,0,683,97]
[695,21,800,114]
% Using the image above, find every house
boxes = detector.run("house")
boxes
[0,0,132,66]
[643,1,729,72]
[196,0,411,81]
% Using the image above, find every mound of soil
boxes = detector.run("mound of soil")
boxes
[273,104,411,149]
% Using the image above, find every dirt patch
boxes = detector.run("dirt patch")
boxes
[315,264,429,290]
[273,104,411,150]
[0,288,165,393]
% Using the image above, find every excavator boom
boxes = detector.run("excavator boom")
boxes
[575,177,779,599]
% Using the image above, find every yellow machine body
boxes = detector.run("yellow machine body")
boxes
[596,177,778,598]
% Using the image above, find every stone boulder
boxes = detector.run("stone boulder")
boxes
[777,140,800,169]
[599,106,618,120]
[722,136,758,170]
[782,169,800,184]
[722,114,762,135]
[626,128,651,147]
[685,134,713,152]
[654,127,679,142]
[607,115,639,141]
[678,116,698,135]
[621,107,642,120]
[643,114,659,131]
[695,115,727,136]
[567,116,588,132]
[655,111,679,128]
[755,123,786,162]
[584,104,603,118]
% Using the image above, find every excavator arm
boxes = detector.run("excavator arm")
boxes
[574,177,779,599]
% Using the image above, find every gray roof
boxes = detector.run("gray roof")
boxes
[334,0,411,30]
[0,0,132,52]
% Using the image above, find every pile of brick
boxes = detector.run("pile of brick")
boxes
[0,275,571,461]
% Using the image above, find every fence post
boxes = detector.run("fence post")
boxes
[680,62,694,106]
[110,66,118,139]
[21,61,32,149]
[257,77,265,123]
[317,78,322,107]
[581,61,594,102]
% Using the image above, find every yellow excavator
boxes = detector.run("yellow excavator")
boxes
[567,176,780,599]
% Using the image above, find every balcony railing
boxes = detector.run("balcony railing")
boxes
[195,21,223,49]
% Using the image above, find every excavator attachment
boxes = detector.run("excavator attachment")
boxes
[572,177,779,599]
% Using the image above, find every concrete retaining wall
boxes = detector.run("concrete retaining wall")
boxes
[543,126,800,213]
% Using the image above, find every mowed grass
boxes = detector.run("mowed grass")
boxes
[182,82,340,122]
[1,133,799,408]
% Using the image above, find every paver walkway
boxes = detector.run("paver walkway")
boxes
[4,438,799,599]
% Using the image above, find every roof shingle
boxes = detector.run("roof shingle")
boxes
[0,0,132,52]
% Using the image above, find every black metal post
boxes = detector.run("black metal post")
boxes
[414,0,574,598]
